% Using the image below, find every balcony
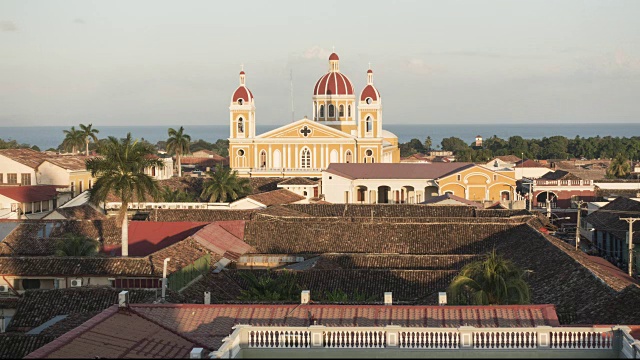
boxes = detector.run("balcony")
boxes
[534,180,592,187]
[206,324,636,358]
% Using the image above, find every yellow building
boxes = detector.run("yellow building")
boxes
[437,166,517,203]
[228,52,400,177]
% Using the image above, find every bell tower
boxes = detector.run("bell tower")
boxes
[358,67,382,138]
[229,68,255,139]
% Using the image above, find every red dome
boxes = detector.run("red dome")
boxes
[329,52,339,61]
[367,69,373,74]
[239,70,245,75]
[232,86,253,103]
[360,84,380,102]
[314,72,354,96]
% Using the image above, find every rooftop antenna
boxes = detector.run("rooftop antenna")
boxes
[290,69,295,123]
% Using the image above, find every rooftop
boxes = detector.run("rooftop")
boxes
[325,163,474,180]
[0,185,58,203]
[245,189,305,207]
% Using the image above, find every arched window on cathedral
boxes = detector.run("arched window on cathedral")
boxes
[319,105,325,119]
[348,105,351,118]
[345,150,353,163]
[260,150,267,168]
[238,118,244,134]
[339,105,344,117]
[365,116,373,133]
[328,104,335,118]
[301,148,311,169]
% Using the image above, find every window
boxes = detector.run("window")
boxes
[237,149,245,156]
[501,191,510,201]
[366,97,372,105]
[328,104,335,118]
[301,148,311,169]
[238,98,243,105]
[347,105,351,117]
[493,174,497,181]
[0,174,2,183]
[237,118,244,134]
[70,182,75,193]
[260,150,267,168]
[22,279,41,290]
[366,116,373,133]
[366,149,373,156]
[457,175,461,181]
[339,105,344,117]
[364,149,374,164]
[7,173,17,184]
[79,180,83,193]
[89,180,93,189]
[21,173,31,185]
[319,105,325,118]
[357,188,365,202]
[345,150,353,163]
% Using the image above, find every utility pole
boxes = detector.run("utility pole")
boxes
[574,200,585,251]
[620,217,639,277]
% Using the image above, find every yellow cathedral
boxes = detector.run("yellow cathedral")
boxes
[228,52,400,177]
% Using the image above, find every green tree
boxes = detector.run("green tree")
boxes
[79,123,100,156]
[201,165,251,202]
[447,250,531,305]
[161,186,195,202]
[606,153,631,179]
[407,138,425,153]
[441,137,469,153]
[238,271,301,301]
[86,133,164,257]
[62,126,85,154]
[55,233,99,257]
[424,136,432,152]
[166,126,191,177]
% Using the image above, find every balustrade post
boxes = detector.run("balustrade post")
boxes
[309,325,326,348]
[536,326,551,349]
[459,326,475,349]
[385,325,401,347]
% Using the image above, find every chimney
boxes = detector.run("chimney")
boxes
[118,291,129,308]
[301,290,310,304]
[438,292,447,306]
[190,348,204,359]
[384,292,393,305]
[204,291,211,305]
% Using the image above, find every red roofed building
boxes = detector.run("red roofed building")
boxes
[0,185,58,219]
[102,221,208,256]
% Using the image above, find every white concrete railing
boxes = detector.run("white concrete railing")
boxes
[619,326,640,358]
[104,202,231,211]
[209,324,619,358]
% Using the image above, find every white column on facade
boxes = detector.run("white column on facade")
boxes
[325,145,329,167]
[282,144,286,170]
[313,144,317,168]
[253,146,258,168]
[340,144,344,162]
[287,144,291,168]
[320,144,324,169]
[294,144,299,168]
[268,144,272,169]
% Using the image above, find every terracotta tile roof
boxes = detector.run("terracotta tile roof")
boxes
[246,189,305,206]
[43,156,89,171]
[255,205,313,218]
[284,204,477,218]
[7,288,162,332]
[0,148,49,169]
[515,159,548,168]
[420,193,484,208]
[277,177,319,186]
[191,221,252,258]
[101,221,208,256]
[585,197,640,243]
[0,222,57,256]
[325,163,474,180]
[52,204,106,220]
[0,185,58,203]
[0,334,56,359]
[539,170,582,181]
[125,303,559,350]
[248,177,284,194]
[495,155,521,163]
[314,254,480,270]
[150,209,255,222]
[0,257,158,277]
[25,307,203,359]
[243,221,518,255]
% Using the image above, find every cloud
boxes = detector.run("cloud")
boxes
[301,46,331,60]
[0,21,17,32]
[403,58,438,75]
[73,18,85,24]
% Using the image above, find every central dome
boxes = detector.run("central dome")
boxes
[313,53,354,96]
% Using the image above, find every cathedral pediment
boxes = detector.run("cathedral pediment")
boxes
[256,118,355,140]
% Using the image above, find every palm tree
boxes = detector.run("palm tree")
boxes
[62,126,85,154]
[201,165,251,202]
[86,133,164,257]
[79,123,100,156]
[161,186,194,202]
[238,271,301,301]
[607,153,631,179]
[447,250,531,305]
[55,233,99,256]
[166,126,191,177]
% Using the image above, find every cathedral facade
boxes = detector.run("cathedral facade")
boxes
[228,52,400,178]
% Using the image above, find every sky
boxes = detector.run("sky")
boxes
[1,0,639,127]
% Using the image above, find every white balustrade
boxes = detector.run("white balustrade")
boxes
[323,330,386,348]
[472,331,537,349]
[549,329,613,349]
[248,330,310,348]
[399,331,459,349]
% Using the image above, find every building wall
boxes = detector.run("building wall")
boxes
[533,189,596,208]
[438,166,517,203]
[514,167,552,180]
[0,156,36,185]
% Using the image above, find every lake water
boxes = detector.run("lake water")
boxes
[0,123,639,150]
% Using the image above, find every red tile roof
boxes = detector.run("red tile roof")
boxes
[191,221,253,258]
[102,221,208,256]
[0,185,58,203]
[246,189,305,206]
[325,163,474,180]
[420,193,484,208]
